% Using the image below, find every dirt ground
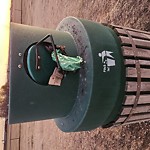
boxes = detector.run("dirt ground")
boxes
[11,0,150,150]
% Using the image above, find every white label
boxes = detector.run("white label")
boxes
[98,51,116,72]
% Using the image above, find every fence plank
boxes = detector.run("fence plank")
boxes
[125,59,150,66]
[11,10,22,23]
[6,125,11,150]
[128,113,150,121]
[115,28,150,40]
[126,82,150,92]
[124,95,150,105]
[122,46,150,59]
[11,0,22,23]
[120,36,150,48]
[127,67,150,78]
[11,124,20,139]
[121,105,150,115]
[11,139,19,150]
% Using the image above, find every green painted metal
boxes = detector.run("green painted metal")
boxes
[27,43,56,85]
[55,17,126,132]
[9,23,79,123]
[9,17,126,132]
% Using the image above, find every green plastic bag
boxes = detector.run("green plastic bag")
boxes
[51,50,83,71]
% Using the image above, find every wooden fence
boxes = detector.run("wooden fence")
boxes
[6,0,22,149]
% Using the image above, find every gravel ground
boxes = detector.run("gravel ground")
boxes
[12,0,150,149]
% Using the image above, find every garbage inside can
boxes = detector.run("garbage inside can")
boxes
[51,50,83,72]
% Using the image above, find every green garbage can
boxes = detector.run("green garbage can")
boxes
[9,17,150,132]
